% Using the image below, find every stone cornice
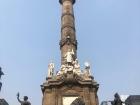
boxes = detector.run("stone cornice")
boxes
[59,39,77,49]
[41,71,99,93]
[61,13,74,20]
[59,0,76,4]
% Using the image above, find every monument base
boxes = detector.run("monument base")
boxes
[41,71,99,105]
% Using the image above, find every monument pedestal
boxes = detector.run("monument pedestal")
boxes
[41,71,99,105]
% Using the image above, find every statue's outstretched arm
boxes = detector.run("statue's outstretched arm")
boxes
[17,97,22,103]
[17,93,22,103]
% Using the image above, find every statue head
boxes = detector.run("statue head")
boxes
[67,35,70,39]
[24,96,28,101]
[84,62,90,69]
[75,59,78,63]
[114,93,120,99]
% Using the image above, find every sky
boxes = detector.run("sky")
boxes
[0,0,140,105]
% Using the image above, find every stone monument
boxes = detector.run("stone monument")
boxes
[41,0,99,105]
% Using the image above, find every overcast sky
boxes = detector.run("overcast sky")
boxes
[0,0,140,105]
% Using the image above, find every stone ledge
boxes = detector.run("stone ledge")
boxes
[41,71,99,93]
[59,0,76,5]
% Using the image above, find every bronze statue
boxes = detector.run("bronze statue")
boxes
[111,93,123,105]
[0,67,4,92]
[17,93,31,105]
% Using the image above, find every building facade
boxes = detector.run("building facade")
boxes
[125,95,140,105]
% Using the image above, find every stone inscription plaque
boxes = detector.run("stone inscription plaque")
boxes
[63,96,78,105]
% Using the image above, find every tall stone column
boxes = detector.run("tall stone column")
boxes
[41,1,99,105]
[59,0,77,64]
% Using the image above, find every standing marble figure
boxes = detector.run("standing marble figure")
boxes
[64,49,74,65]
[48,62,55,77]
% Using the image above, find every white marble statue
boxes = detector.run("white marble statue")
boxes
[60,64,66,74]
[48,62,55,77]
[64,49,74,65]
[57,64,67,76]
[73,59,81,75]
[84,62,91,76]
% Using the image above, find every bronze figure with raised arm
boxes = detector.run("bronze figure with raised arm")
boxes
[17,92,31,105]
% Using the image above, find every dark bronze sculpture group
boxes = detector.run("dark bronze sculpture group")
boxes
[110,93,129,105]
[111,93,123,105]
